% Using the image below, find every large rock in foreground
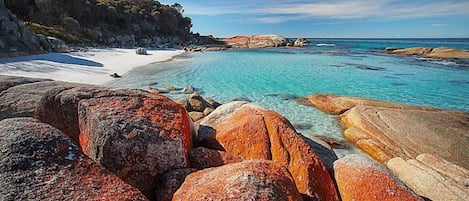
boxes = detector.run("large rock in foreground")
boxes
[198,102,339,201]
[173,160,303,201]
[334,154,422,201]
[387,154,469,201]
[0,118,148,200]
[76,88,192,198]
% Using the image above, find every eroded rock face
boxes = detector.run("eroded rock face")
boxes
[198,102,339,201]
[173,160,304,201]
[341,106,469,168]
[387,154,469,201]
[0,118,148,201]
[77,90,192,198]
[334,154,422,201]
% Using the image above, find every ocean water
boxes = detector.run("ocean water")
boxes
[107,38,469,155]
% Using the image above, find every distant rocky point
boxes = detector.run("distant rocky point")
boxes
[386,46,469,59]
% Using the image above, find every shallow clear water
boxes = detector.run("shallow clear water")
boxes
[107,38,469,156]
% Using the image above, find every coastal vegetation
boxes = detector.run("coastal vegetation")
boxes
[4,0,193,46]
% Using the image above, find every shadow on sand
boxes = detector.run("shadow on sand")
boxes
[0,53,103,67]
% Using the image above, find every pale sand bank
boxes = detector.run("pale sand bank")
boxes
[0,48,184,85]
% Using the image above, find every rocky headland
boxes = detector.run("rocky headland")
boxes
[0,75,442,200]
[387,46,469,59]
[306,94,469,201]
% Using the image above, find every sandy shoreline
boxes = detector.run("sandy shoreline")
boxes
[0,48,185,85]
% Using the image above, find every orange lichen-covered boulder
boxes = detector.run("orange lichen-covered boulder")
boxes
[198,102,339,201]
[77,90,192,198]
[224,36,250,48]
[334,154,422,201]
[189,147,241,169]
[0,118,148,201]
[173,160,303,201]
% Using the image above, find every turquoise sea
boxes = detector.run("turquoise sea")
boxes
[107,38,469,155]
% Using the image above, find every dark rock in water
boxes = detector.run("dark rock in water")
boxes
[311,134,348,149]
[385,47,399,52]
[154,168,197,201]
[148,86,169,94]
[264,93,280,97]
[232,97,252,102]
[392,82,407,86]
[110,72,121,78]
[295,97,313,107]
[0,117,148,200]
[449,80,469,84]
[281,94,300,100]
[189,92,214,112]
[163,85,181,91]
[205,98,222,108]
[293,122,313,130]
[354,64,386,71]
[183,85,195,94]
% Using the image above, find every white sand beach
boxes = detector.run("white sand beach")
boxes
[0,48,185,85]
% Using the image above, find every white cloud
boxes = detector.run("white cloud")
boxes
[431,23,449,27]
[183,0,469,23]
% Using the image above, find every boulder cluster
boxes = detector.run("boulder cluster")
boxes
[223,35,307,49]
[307,94,469,201]
[2,75,465,200]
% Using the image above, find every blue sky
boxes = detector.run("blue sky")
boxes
[160,0,469,38]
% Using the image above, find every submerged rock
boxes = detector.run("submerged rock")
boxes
[173,160,304,201]
[0,118,148,200]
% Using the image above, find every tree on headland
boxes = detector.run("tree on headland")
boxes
[3,0,194,45]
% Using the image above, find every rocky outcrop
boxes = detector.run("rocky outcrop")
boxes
[224,34,291,48]
[424,47,469,59]
[173,160,304,201]
[307,94,469,169]
[0,0,46,57]
[387,154,469,201]
[392,47,432,55]
[334,154,422,201]
[197,102,339,201]
[0,117,148,200]
[307,94,436,115]
[390,47,469,59]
